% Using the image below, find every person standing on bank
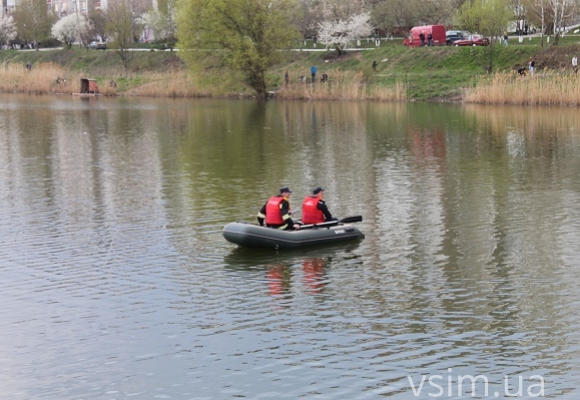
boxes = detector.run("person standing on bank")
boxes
[419,32,425,47]
[311,65,317,83]
[301,187,336,225]
[258,187,300,230]
[572,55,578,74]
[528,57,535,77]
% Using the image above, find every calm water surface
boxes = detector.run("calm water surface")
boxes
[0,94,579,399]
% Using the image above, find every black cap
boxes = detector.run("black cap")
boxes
[279,186,293,194]
[312,187,324,195]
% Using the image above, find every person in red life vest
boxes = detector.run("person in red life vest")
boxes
[257,187,300,230]
[301,187,336,224]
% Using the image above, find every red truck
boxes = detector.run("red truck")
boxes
[403,25,446,47]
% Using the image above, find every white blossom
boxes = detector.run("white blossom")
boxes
[51,14,92,49]
[0,14,17,46]
[137,5,176,44]
[317,12,373,52]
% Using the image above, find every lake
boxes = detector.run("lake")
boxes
[0,94,579,399]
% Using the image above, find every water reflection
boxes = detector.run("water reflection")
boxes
[266,264,291,296]
[1,94,580,398]
[264,258,327,297]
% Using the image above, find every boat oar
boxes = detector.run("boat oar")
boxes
[337,216,362,224]
[299,215,362,230]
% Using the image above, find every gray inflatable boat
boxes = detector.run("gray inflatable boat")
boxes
[222,217,364,250]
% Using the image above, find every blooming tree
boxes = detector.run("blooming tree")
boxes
[0,15,17,47]
[318,12,373,54]
[51,14,91,49]
[137,8,176,46]
[135,12,153,42]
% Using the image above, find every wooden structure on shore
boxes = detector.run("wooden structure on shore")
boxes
[73,78,101,96]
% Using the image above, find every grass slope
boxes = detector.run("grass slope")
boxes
[0,48,184,74]
[1,38,579,100]
[277,44,540,100]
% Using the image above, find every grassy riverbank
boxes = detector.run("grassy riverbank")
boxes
[1,39,580,101]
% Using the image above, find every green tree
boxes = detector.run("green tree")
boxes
[13,0,57,50]
[176,0,301,98]
[455,0,513,71]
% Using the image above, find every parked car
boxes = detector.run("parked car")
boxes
[88,41,107,50]
[446,30,470,45]
[453,34,490,46]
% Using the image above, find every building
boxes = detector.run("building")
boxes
[2,0,155,17]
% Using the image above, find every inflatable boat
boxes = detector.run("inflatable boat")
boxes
[222,216,364,250]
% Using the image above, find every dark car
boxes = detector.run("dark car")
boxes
[453,34,490,46]
[446,30,470,45]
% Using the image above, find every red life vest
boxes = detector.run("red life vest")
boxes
[265,196,285,225]
[302,196,324,224]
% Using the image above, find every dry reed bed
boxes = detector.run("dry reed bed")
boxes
[0,63,407,100]
[0,63,82,95]
[465,71,580,106]
[0,62,192,97]
[277,71,407,101]
[462,103,580,138]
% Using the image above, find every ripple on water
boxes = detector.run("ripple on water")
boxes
[1,97,580,398]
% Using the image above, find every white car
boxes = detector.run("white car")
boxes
[88,41,107,50]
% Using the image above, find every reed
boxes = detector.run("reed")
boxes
[0,62,81,95]
[0,62,203,97]
[465,71,580,106]
[0,61,407,100]
[277,70,407,101]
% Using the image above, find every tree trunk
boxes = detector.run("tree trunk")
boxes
[247,71,268,99]
[487,43,493,73]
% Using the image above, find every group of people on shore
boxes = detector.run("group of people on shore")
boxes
[418,32,434,46]
[517,57,535,77]
[519,55,579,77]
[284,65,328,86]
[257,186,336,230]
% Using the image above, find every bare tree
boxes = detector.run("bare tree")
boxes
[524,0,549,45]
[294,0,324,47]
[319,0,368,22]
[547,0,576,44]
[106,0,142,69]
[369,0,456,34]
[88,9,108,43]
